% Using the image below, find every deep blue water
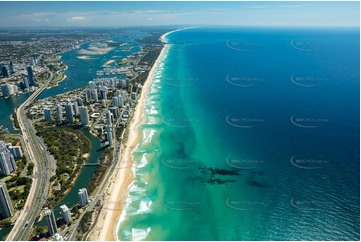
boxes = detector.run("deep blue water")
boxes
[119,27,359,240]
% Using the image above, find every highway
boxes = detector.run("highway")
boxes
[7,68,128,240]
[6,69,55,241]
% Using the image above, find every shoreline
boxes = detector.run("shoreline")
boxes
[89,29,176,241]
[90,27,196,241]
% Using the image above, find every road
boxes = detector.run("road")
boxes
[6,69,55,241]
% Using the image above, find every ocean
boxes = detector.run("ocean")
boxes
[117,27,360,240]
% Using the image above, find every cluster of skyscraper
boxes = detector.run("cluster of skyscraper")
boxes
[43,188,89,236]
[43,98,90,127]
[0,141,22,218]
[0,54,40,97]
[0,140,21,176]
[0,83,18,97]
[0,62,14,78]
[42,77,133,147]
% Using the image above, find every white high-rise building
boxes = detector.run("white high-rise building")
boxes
[0,141,16,176]
[44,108,52,121]
[56,104,63,123]
[73,101,79,116]
[64,102,74,123]
[82,92,88,103]
[105,110,113,126]
[112,97,119,107]
[106,124,112,147]
[89,81,96,92]
[121,90,127,100]
[101,99,106,108]
[78,188,89,207]
[109,107,119,118]
[100,87,107,101]
[118,95,124,107]
[8,146,22,158]
[43,207,57,235]
[0,182,14,218]
[91,90,98,103]
[76,97,83,106]
[60,204,71,223]
[1,84,17,97]
[23,77,30,89]
[78,106,89,127]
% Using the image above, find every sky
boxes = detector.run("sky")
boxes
[0,1,359,28]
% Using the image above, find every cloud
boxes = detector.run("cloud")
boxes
[278,4,310,8]
[19,12,54,18]
[206,8,225,11]
[67,16,88,23]
[32,18,49,23]
[134,10,166,14]
[245,5,270,9]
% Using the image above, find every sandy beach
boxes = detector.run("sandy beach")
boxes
[76,55,99,60]
[89,27,199,240]
[102,59,116,67]
[89,30,172,241]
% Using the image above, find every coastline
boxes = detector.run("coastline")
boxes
[89,29,175,241]
[46,65,68,89]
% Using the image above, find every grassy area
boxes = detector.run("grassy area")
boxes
[87,147,113,195]
[76,211,93,240]
[0,216,12,226]
[132,45,162,86]
[36,71,50,83]
[0,176,32,215]
[0,135,20,146]
[36,128,91,207]
[31,225,48,239]
[54,72,64,83]
[8,185,25,193]
[0,176,13,183]
[117,61,127,65]
[11,112,20,130]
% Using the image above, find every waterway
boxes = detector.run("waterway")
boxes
[0,29,148,238]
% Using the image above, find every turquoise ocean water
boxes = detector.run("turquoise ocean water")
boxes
[117,27,359,240]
